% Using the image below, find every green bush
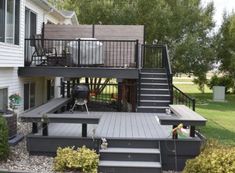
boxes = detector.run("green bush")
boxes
[207,75,234,93]
[54,146,99,173]
[183,140,235,173]
[0,115,10,161]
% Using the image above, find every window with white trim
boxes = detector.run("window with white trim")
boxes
[0,0,20,45]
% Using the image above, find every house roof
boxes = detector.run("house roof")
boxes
[31,0,79,25]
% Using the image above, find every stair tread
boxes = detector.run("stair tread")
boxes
[141,83,168,85]
[138,106,169,108]
[140,100,170,102]
[99,160,161,168]
[140,72,166,75]
[140,94,170,96]
[141,77,167,80]
[140,88,169,90]
[100,148,160,154]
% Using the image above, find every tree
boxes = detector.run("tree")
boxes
[51,0,216,92]
[216,13,235,92]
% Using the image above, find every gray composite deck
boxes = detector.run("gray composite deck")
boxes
[35,112,172,139]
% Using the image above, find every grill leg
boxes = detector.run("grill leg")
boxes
[84,102,89,114]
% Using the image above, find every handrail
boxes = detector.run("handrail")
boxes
[173,84,196,111]
[165,45,172,75]
[163,44,173,104]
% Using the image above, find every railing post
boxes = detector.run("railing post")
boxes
[77,39,80,67]
[135,40,139,68]
[192,98,196,111]
[170,74,173,104]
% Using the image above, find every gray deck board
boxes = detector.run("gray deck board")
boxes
[32,112,171,139]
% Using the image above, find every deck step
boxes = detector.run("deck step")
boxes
[100,147,160,154]
[100,148,161,162]
[99,161,162,173]
[106,139,159,148]
[99,160,161,168]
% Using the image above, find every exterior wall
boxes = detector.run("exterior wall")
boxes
[0,0,25,67]
[0,68,46,114]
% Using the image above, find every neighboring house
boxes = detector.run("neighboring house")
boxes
[0,0,78,114]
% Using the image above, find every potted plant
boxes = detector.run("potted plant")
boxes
[1,93,21,139]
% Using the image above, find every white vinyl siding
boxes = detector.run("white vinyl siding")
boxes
[0,0,24,67]
[0,68,47,114]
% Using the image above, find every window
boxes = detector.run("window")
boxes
[0,0,20,45]
[24,83,35,110]
[0,88,8,113]
[25,8,37,39]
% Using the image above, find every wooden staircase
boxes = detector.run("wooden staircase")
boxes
[99,139,162,173]
[137,68,170,113]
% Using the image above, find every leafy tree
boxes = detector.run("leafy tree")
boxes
[51,0,216,92]
[216,14,235,92]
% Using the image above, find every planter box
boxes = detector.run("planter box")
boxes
[213,86,225,102]
[3,113,17,139]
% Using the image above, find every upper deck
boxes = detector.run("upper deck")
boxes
[19,24,146,78]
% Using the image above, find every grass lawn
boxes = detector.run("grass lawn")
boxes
[174,82,235,146]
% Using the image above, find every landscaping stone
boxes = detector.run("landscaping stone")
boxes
[0,122,54,173]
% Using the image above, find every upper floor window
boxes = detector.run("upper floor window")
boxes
[0,0,20,45]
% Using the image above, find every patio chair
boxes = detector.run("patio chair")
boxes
[30,34,58,66]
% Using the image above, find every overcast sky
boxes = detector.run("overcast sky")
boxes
[201,0,235,29]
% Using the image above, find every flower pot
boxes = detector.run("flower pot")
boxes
[2,112,17,139]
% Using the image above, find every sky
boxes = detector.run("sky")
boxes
[201,0,235,29]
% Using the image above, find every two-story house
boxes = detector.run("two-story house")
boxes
[0,0,78,114]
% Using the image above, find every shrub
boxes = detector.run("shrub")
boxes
[54,146,99,173]
[183,140,235,173]
[207,75,234,93]
[0,115,10,161]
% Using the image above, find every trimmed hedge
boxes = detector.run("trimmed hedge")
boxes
[0,115,9,161]
[54,146,99,173]
[183,140,235,173]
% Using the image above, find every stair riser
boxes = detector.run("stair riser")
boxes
[140,95,171,100]
[137,108,167,113]
[140,89,169,94]
[140,102,169,107]
[99,167,162,173]
[141,79,168,83]
[141,84,168,89]
[106,139,159,149]
[141,69,166,73]
[141,74,167,78]
[100,153,160,162]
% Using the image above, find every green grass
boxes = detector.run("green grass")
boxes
[175,82,235,146]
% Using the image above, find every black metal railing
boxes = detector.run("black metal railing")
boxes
[142,44,164,68]
[163,45,173,104]
[24,38,139,68]
[173,85,196,111]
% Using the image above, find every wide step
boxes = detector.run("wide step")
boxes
[99,160,161,168]
[99,161,162,173]
[100,148,161,162]
[100,147,160,154]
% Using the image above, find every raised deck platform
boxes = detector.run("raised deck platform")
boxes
[22,111,204,171]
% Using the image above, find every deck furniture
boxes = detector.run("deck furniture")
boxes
[20,98,71,134]
[20,98,100,137]
[158,105,206,138]
[31,35,69,66]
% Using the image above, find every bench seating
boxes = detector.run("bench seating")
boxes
[158,105,207,138]
[20,98,101,137]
